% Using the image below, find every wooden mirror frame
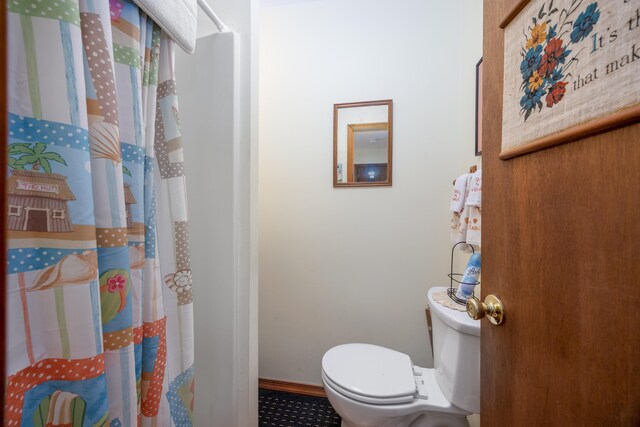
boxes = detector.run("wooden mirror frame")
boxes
[333,99,393,187]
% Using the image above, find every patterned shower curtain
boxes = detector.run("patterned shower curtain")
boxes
[5,1,194,426]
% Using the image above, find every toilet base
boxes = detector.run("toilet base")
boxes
[339,413,469,427]
[324,368,471,427]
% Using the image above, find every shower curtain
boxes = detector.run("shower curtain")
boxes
[6,1,194,426]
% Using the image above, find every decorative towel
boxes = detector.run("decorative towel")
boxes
[133,0,198,53]
[466,170,482,207]
[450,212,464,243]
[450,173,470,213]
[465,170,482,247]
[466,207,481,246]
[450,174,474,249]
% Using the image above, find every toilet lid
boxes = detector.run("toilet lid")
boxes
[322,344,416,403]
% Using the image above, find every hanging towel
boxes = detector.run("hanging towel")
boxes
[133,0,198,53]
[450,211,471,248]
[466,169,482,208]
[451,174,474,248]
[450,173,470,213]
[465,170,482,247]
[466,207,481,246]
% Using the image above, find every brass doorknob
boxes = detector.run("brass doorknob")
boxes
[466,295,505,325]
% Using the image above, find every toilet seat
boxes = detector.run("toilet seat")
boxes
[321,343,417,405]
[322,370,415,405]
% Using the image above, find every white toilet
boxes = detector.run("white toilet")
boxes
[321,287,480,427]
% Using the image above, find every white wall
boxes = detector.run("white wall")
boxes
[354,142,387,165]
[259,0,482,391]
[456,1,484,300]
[176,0,259,425]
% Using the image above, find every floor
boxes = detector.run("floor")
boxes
[259,388,341,427]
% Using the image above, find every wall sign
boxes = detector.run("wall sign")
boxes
[500,0,640,159]
[17,180,59,194]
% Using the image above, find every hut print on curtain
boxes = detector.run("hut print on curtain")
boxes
[5,1,195,425]
[7,170,77,232]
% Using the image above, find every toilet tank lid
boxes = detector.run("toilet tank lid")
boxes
[322,344,416,400]
[427,287,481,337]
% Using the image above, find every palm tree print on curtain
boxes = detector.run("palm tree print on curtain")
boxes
[5,0,195,425]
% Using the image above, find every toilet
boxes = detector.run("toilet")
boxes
[321,287,480,427]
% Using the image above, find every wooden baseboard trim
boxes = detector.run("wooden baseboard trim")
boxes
[259,378,326,398]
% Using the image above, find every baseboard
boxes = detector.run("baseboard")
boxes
[259,378,327,398]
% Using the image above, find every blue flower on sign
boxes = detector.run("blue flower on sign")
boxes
[520,45,543,79]
[571,3,600,43]
[546,24,557,41]
[520,87,543,117]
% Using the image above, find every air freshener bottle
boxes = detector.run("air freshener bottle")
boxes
[456,252,481,301]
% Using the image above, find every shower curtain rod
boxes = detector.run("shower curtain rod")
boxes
[197,0,229,33]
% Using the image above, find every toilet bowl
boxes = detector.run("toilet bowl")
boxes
[321,287,480,427]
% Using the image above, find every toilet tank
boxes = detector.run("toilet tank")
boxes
[427,287,481,414]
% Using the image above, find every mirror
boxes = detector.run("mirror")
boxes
[333,100,393,187]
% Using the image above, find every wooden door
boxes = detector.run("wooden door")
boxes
[25,209,49,232]
[482,1,640,425]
